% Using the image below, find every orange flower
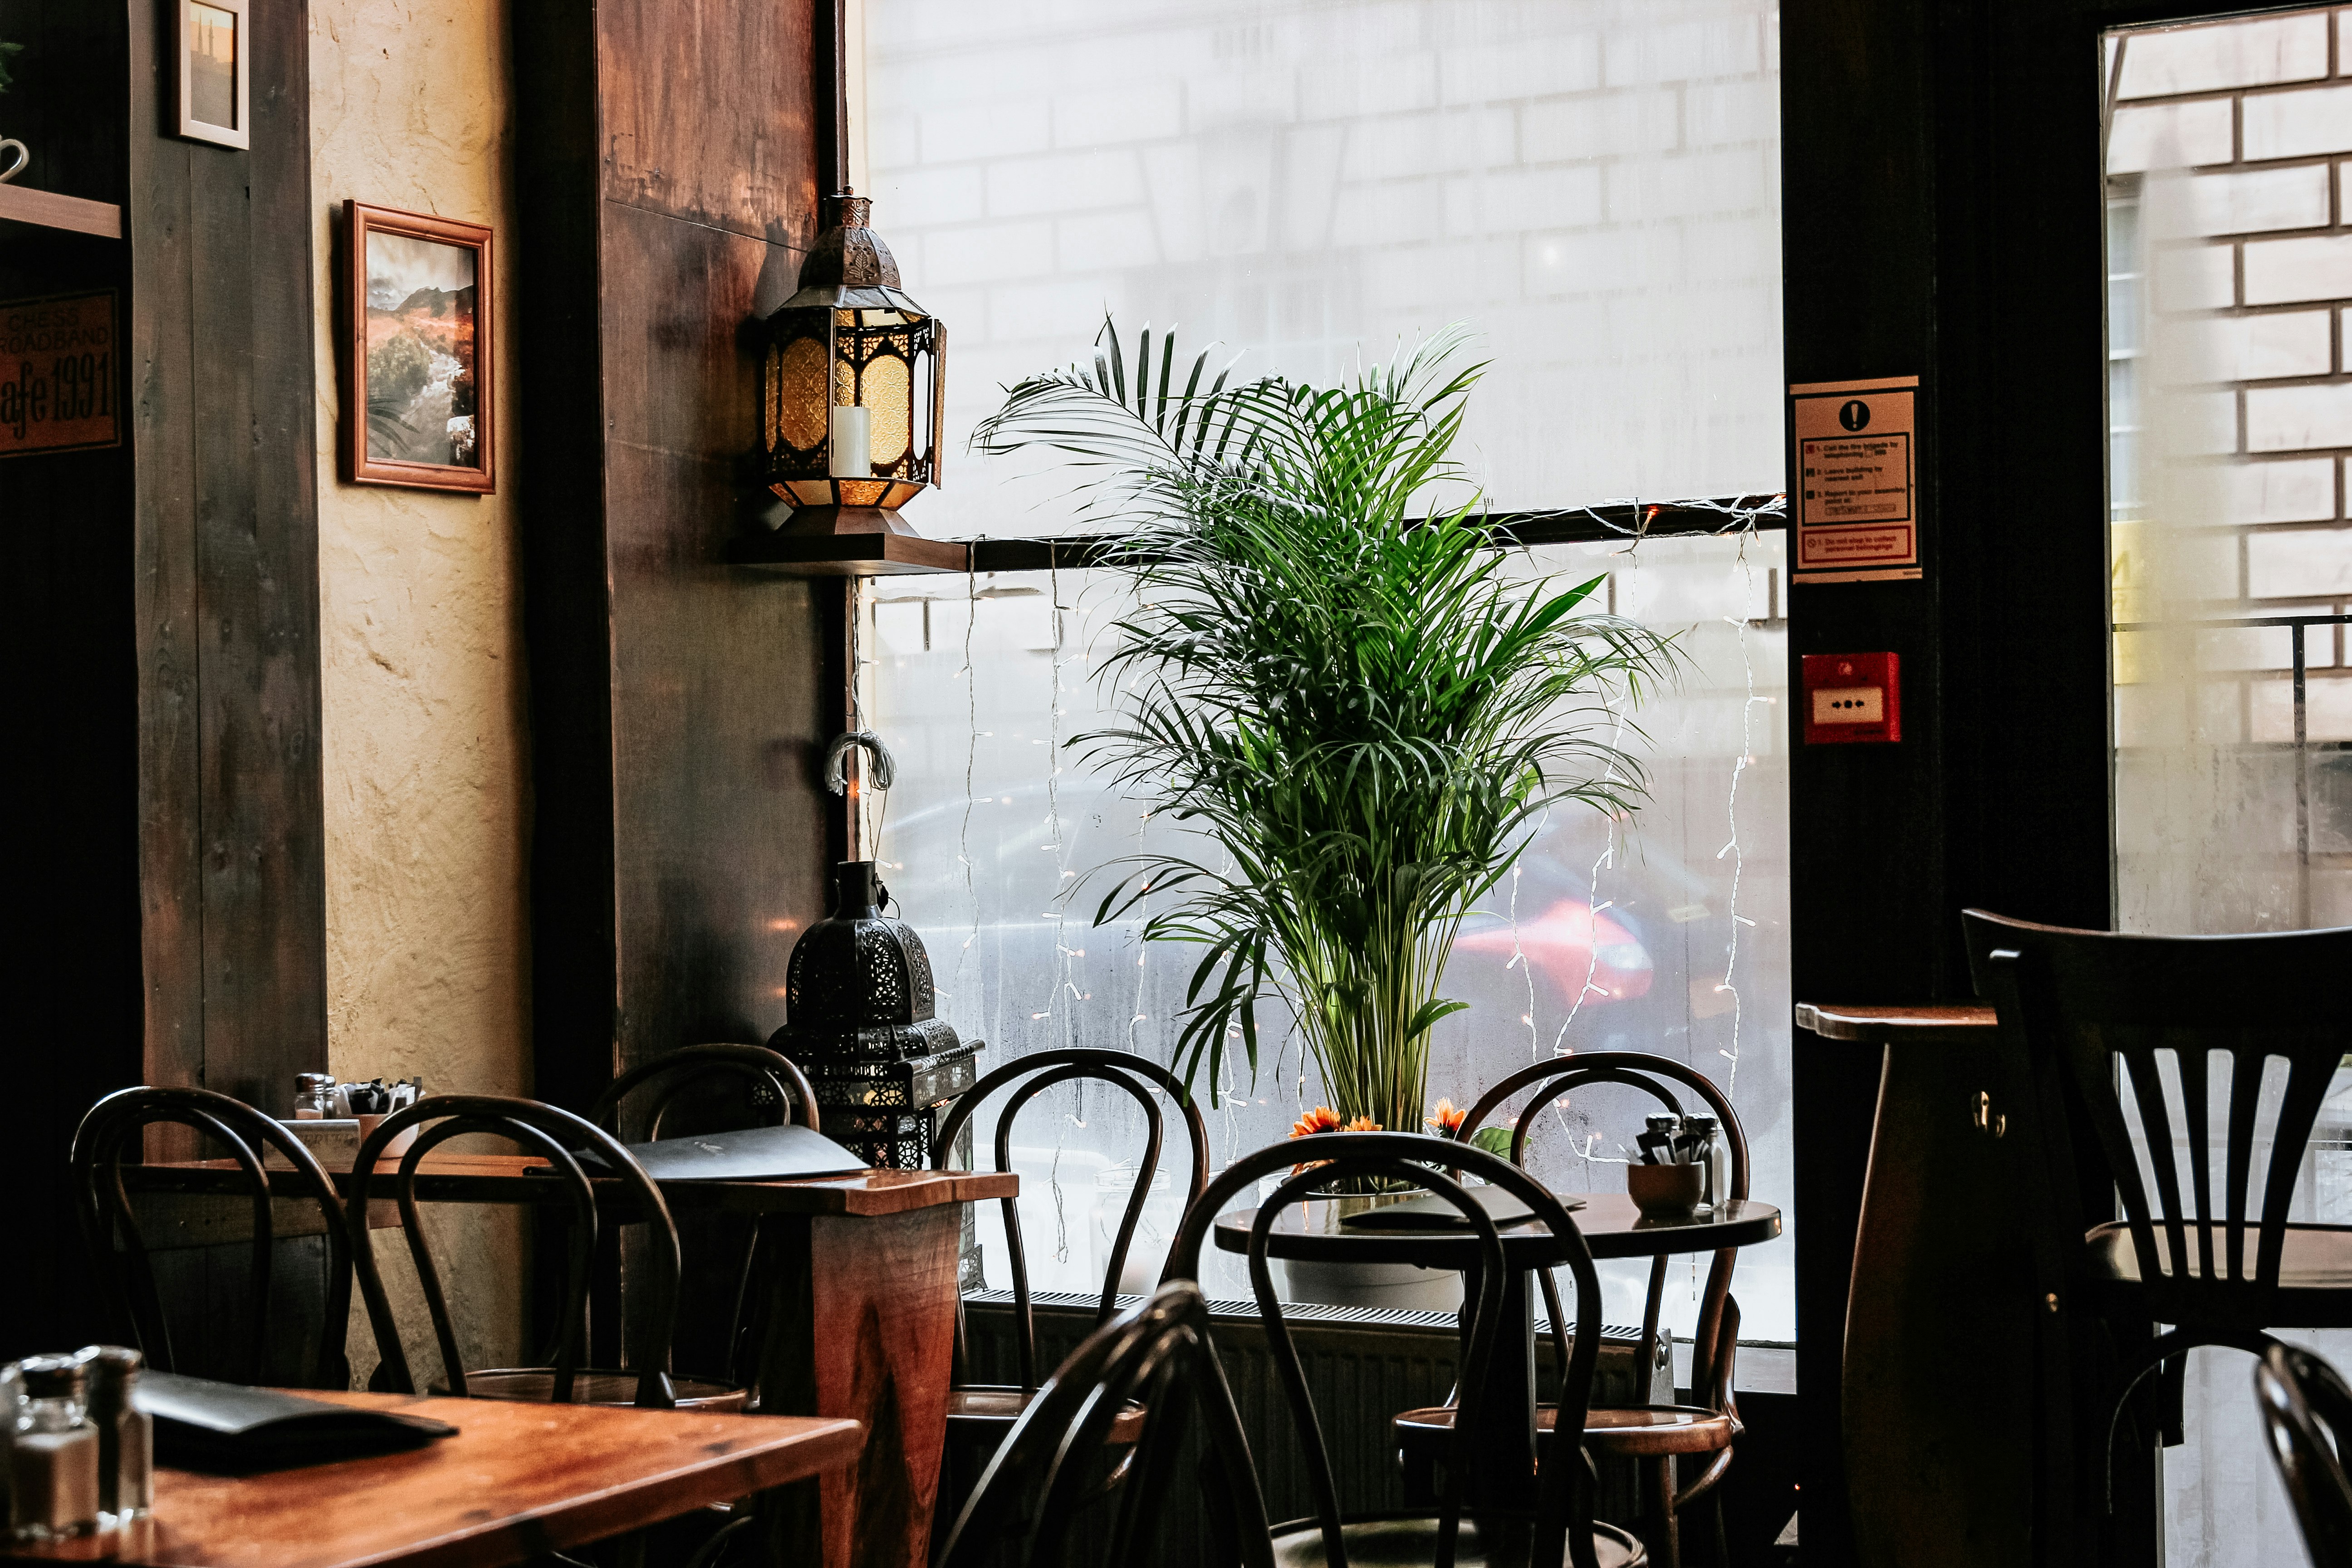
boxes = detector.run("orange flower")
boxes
[1344,1116,1381,1132]
[1425,1098,1467,1137]
[1289,1105,1343,1139]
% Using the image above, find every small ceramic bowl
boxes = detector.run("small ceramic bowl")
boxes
[1626,1161,1704,1220]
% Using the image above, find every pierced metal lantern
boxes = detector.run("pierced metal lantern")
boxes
[768,860,980,1171]
[762,191,946,550]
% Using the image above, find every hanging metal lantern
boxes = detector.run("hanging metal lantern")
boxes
[757,191,963,574]
[768,860,981,1171]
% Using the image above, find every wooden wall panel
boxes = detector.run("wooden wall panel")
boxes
[125,0,326,1112]
[519,0,833,1112]
[599,0,822,245]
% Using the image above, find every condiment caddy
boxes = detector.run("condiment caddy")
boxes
[265,1074,423,1170]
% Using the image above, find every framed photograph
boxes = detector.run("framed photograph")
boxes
[176,0,250,150]
[342,201,495,494]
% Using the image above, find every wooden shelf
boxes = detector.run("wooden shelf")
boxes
[0,184,124,239]
[726,529,970,576]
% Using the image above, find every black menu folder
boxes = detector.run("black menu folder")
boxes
[142,1372,456,1471]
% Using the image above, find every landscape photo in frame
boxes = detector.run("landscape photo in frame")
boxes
[343,203,495,493]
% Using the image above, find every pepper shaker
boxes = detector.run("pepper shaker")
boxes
[80,1348,151,1525]
[9,1353,99,1542]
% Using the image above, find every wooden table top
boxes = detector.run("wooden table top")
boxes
[1214,1193,1783,1265]
[1794,1002,1997,1044]
[0,1391,862,1568]
[125,1155,1016,1217]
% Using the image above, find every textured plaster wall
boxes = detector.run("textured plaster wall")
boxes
[309,0,531,1386]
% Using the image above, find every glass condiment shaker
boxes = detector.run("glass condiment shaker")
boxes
[1683,1114,1722,1212]
[294,1072,337,1120]
[80,1348,151,1525]
[9,1353,99,1541]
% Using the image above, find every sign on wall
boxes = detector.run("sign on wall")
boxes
[0,291,122,459]
[1789,375,1921,583]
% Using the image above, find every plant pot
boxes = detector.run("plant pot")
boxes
[1279,1256,1465,1312]
[1274,1190,1464,1312]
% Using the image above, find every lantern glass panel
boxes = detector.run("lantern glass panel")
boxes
[771,335,829,453]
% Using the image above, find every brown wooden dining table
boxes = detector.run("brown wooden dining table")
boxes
[120,1155,1016,1568]
[0,1390,861,1568]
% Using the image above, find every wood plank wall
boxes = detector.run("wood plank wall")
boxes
[0,0,325,1357]
[513,0,838,1117]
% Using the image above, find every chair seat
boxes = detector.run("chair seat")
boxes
[1394,1403,1739,1457]
[947,1384,1148,1444]
[1269,1512,1645,1568]
[2087,1221,2352,1290]
[455,1367,749,1412]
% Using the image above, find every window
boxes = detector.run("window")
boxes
[853,0,1792,1341]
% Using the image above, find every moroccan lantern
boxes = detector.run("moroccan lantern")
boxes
[760,191,958,571]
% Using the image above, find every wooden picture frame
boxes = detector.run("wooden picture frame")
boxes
[176,0,251,150]
[341,201,496,494]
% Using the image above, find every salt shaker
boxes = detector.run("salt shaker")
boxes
[1693,1114,1731,1213]
[294,1073,336,1120]
[9,1353,98,1541]
[80,1348,151,1525]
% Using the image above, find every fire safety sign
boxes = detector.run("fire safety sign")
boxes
[1789,375,1920,583]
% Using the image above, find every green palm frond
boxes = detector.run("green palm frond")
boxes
[982,317,1680,1126]
[0,41,23,94]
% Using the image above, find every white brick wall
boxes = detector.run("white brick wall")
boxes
[862,0,1784,539]
[2112,7,2352,735]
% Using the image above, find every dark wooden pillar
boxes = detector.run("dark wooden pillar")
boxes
[0,0,324,1357]
[513,2,837,1114]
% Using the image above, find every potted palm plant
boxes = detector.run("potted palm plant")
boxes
[976,324,1674,1298]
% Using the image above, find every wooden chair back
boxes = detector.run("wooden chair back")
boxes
[347,1094,682,1409]
[1459,1052,1748,1401]
[1965,909,2352,1323]
[1165,1130,1609,1568]
[587,1042,820,1140]
[935,1048,1210,1393]
[937,1282,1272,1568]
[69,1085,351,1389]
[2256,1342,2352,1568]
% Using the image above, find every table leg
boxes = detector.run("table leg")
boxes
[1458,1264,1540,1512]
[753,1205,962,1568]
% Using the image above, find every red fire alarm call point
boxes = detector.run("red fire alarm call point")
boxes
[1802,652,1901,745]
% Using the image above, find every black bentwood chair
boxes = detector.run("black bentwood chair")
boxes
[1964,911,2352,1504]
[936,1282,1274,1568]
[2256,1342,2352,1568]
[348,1093,739,1410]
[1401,1054,1750,1568]
[589,1043,821,1396]
[1166,1131,1646,1568]
[71,1085,353,1389]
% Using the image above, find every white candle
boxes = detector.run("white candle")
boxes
[828,405,872,479]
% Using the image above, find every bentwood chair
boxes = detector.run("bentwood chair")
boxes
[936,1281,1273,1568]
[1166,1131,1646,1568]
[1398,1054,1750,1568]
[2256,1342,2352,1568]
[70,1085,353,1389]
[1964,911,2352,1509]
[348,1093,741,1410]
[931,1048,1211,1510]
[589,1043,821,1396]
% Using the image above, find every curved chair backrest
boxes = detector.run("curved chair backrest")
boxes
[1166,1131,1607,1568]
[588,1043,821,1141]
[936,1048,1212,1393]
[69,1086,352,1389]
[1459,1052,1749,1399]
[2257,1342,2352,1568]
[1966,909,2352,1322]
[348,1094,683,1409]
[938,1283,1275,1568]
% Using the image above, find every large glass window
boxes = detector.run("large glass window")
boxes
[853,0,1791,1343]
[2104,10,2352,1561]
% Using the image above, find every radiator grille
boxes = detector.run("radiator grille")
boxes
[957,1289,1666,1550]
